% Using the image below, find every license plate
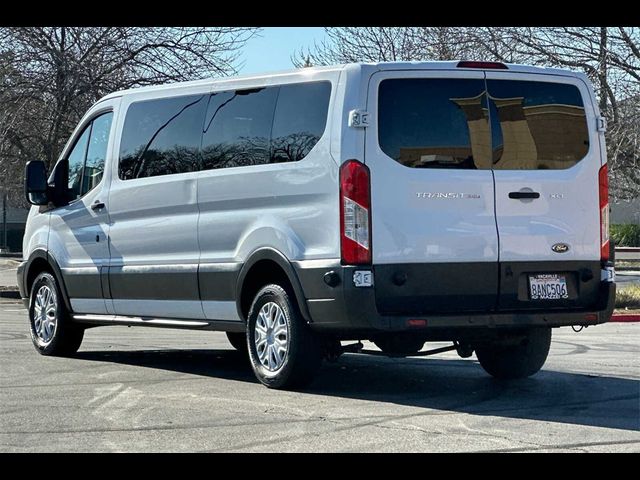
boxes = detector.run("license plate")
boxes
[529,274,568,300]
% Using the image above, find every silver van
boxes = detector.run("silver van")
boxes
[19,61,616,388]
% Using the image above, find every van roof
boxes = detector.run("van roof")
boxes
[100,61,584,102]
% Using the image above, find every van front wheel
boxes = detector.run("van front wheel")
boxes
[247,284,321,389]
[475,328,551,379]
[28,272,84,356]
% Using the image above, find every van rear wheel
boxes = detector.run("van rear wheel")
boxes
[247,284,321,389]
[475,328,552,379]
[28,272,84,356]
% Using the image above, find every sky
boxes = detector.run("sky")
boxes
[238,27,328,75]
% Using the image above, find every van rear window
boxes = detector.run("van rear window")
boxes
[379,79,489,169]
[378,78,589,170]
[487,80,589,170]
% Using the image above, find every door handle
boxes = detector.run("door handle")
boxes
[508,191,540,199]
[91,201,105,211]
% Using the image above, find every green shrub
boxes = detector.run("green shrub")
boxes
[610,224,640,247]
[616,284,640,309]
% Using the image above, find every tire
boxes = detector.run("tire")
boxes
[226,331,248,354]
[28,272,84,356]
[247,284,321,389]
[373,334,425,356]
[475,328,552,380]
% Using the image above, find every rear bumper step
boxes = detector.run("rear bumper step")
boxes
[296,262,616,334]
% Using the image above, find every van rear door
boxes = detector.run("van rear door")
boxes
[485,72,604,311]
[365,70,499,315]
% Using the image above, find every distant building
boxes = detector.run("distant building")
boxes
[611,198,640,225]
[0,196,28,253]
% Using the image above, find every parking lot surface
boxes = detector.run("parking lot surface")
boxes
[1,299,638,452]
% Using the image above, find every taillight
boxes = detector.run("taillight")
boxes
[456,61,508,69]
[340,160,371,265]
[599,164,609,261]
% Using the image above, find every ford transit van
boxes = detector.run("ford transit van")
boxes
[19,61,616,388]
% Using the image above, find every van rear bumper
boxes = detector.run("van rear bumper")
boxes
[296,263,616,336]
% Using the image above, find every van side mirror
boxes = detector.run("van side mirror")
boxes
[25,161,49,205]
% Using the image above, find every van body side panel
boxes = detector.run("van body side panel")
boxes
[197,144,339,316]
[197,73,341,321]
[22,207,50,270]
[107,173,203,319]
[198,262,242,301]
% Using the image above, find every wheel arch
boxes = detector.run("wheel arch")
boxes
[24,249,73,312]
[236,248,311,323]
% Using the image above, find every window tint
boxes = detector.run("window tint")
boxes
[271,81,331,163]
[119,95,207,180]
[82,112,113,195]
[67,126,91,199]
[378,79,491,169]
[487,80,588,170]
[201,88,278,170]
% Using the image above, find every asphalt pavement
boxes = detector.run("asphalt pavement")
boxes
[0,260,19,291]
[0,299,638,452]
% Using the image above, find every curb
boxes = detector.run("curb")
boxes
[610,314,640,323]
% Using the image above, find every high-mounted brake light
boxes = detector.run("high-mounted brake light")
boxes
[456,61,508,70]
[599,164,610,261]
[340,160,371,265]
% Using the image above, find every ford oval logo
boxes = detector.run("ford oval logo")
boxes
[552,243,570,253]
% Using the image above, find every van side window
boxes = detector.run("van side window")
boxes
[270,81,331,163]
[66,111,113,201]
[82,112,112,195]
[486,80,589,170]
[201,88,278,170]
[378,78,492,170]
[119,95,207,180]
[67,127,91,199]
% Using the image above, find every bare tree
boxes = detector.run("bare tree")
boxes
[470,27,640,201]
[0,27,258,206]
[294,27,640,201]
[607,92,640,203]
[292,27,486,67]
